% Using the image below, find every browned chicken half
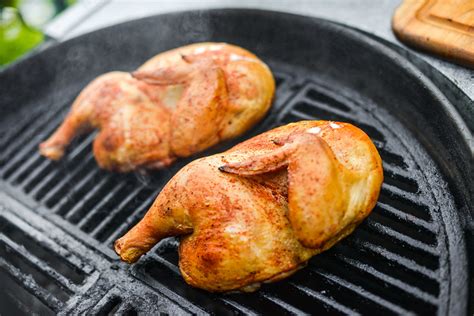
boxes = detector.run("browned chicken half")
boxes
[39,43,275,172]
[115,120,384,292]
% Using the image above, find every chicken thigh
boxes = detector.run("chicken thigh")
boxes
[115,121,383,292]
[39,43,275,172]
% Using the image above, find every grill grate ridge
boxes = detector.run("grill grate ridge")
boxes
[305,88,352,113]
[0,109,44,151]
[348,237,439,282]
[384,169,419,193]
[312,255,438,315]
[377,147,409,169]
[31,135,96,200]
[91,188,142,240]
[0,267,55,316]
[0,104,68,172]
[368,209,437,245]
[62,173,112,221]
[0,236,77,296]
[333,240,440,296]
[0,215,94,313]
[78,182,128,233]
[0,256,64,311]
[378,188,432,222]
[102,189,158,246]
[0,217,89,285]
[309,267,414,315]
[42,155,96,207]
[288,273,396,315]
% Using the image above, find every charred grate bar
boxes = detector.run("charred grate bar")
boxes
[0,211,94,314]
[0,196,191,315]
[0,9,470,316]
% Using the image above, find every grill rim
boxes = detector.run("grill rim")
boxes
[0,8,472,315]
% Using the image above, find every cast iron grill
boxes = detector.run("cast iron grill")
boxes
[0,9,470,316]
[0,72,447,315]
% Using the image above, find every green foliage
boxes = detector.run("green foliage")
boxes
[0,7,44,65]
[0,0,20,9]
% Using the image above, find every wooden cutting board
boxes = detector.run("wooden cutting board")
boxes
[392,0,474,68]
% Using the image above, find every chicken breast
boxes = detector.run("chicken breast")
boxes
[115,121,383,292]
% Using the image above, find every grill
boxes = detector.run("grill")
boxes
[0,9,472,315]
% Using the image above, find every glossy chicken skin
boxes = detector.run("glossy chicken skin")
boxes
[115,121,383,292]
[39,43,275,172]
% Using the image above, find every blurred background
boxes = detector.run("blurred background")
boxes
[0,0,76,65]
[1,0,472,99]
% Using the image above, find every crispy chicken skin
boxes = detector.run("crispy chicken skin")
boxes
[115,121,383,292]
[39,43,275,172]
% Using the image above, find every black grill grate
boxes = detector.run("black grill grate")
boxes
[0,65,456,315]
[0,211,93,314]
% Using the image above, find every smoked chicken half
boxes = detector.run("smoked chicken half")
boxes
[115,120,384,292]
[39,43,275,172]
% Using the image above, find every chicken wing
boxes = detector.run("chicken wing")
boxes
[39,43,275,172]
[114,121,383,292]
